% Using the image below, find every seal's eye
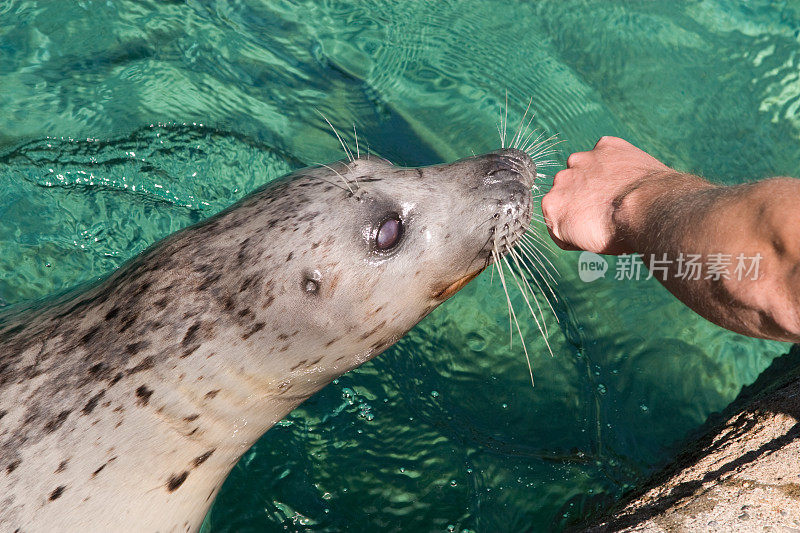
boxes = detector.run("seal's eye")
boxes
[376,216,402,250]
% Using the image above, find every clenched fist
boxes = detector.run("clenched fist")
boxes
[541,136,672,255]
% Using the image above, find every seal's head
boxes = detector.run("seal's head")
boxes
[0,134,544,533]
[243,148,537,383]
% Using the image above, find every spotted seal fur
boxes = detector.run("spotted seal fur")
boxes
[0,148,535,532]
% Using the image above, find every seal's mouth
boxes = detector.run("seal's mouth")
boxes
[432,268,484,301]
[485,150,536,260]
[431,149,535,303]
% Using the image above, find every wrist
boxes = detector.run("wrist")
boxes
[611,171,715,253]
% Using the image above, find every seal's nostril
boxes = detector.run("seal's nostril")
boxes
[486,169,520,185]
[488,148,536,189]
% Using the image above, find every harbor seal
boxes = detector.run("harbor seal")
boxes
[0,147,536,532]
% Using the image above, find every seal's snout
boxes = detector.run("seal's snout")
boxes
[471,148,536,263]
[486,148,536,189]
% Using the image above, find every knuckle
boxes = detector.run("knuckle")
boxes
[540,193,551,212]
[540,194,555,219]
[542,193,558,222]
[566,151,584,167]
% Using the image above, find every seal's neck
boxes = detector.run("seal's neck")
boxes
[1,289,330,532]
[0,217,339,532]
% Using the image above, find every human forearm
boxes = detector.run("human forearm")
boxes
[616,174,800,341]
[543,136,800,342]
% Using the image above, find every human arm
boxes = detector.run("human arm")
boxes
[541,136,800,342]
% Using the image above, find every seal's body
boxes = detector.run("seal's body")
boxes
[0,149,535,532]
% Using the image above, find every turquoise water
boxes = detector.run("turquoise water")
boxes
[1,0,797,530]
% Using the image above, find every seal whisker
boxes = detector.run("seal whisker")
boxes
[519,234,560,279]
[527,151,560,167]
[530,150,562,162]
[306,173,352,195]
[520,231,555,256]
[316,110,353,162]
[528,216,548,228]
[469,230,496,268]
[509,245,558,307]
[494,250,535,387]
[511,96,534,150]
[528,219,551,231]
[515,238,559,290]
[529,149,560,160]
[515,99,540,152]
[525,213,549,228]
[519,129,547,156]
[315,163,355,194]
[510,246,560,317]
[528,150,563,167]
[530,141,561,152]
[493,248,515,347]
[524,133,562,155]
[515,243,560,303]
[530,142,563,154]
[528,137,564,154]
[520,229,555,262]
[502,90,509,148]
[503,254,554,361]
[353,123,360,159]
[507,249,551,336]
[530,155,559,166]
